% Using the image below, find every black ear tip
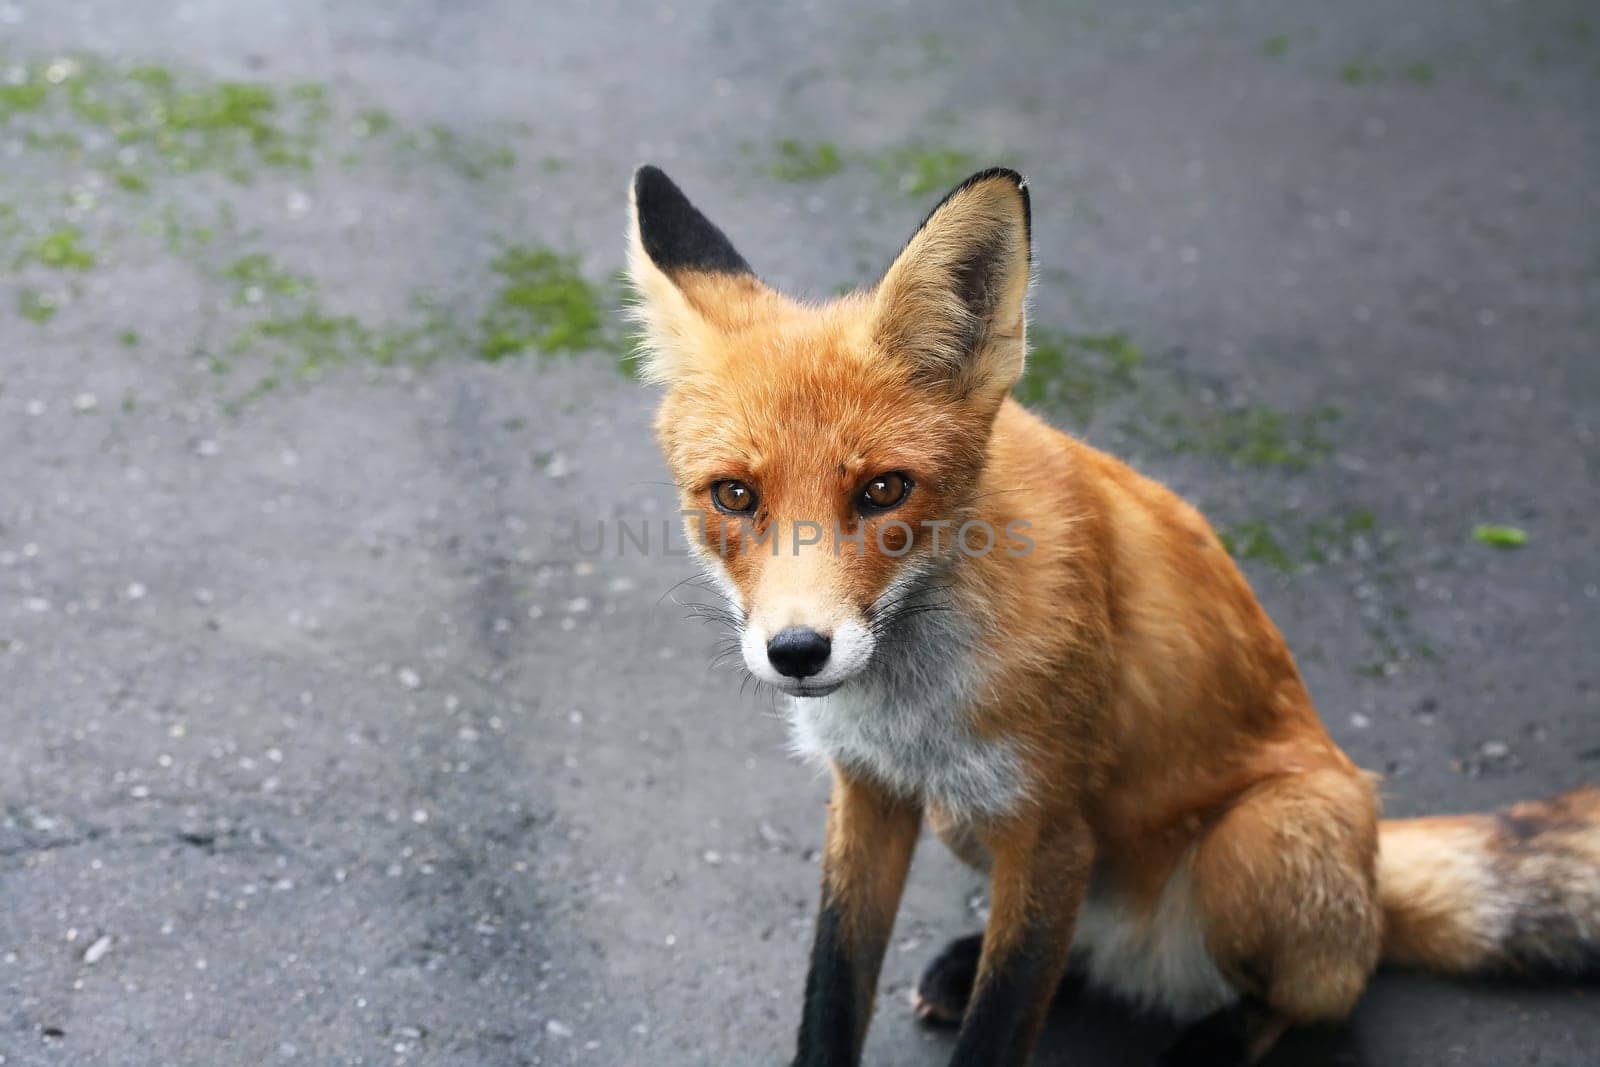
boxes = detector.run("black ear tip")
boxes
[914,166,1032,246]
[969,166,1026,189]
[959,167,1030,222]
[633,164,682,209]
[629,165,754,277]
[945,167,1028,203]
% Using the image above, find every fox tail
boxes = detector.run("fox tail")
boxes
[1379,785,1600,977]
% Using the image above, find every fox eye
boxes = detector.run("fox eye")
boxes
[711,480,758,514]
[859,472,912,513]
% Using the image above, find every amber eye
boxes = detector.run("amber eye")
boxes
[711,480,758,514]
[859,472,912,513]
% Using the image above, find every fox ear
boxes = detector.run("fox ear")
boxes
[626,166,759,383]
[872,168,1031,403]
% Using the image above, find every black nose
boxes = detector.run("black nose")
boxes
[767,627,832,679]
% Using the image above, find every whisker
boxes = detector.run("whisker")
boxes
[657,572,707,606]
[682,601,744,624]
[870,603,954,633]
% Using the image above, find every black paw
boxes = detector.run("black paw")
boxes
[911,933,984,1026]
[1157,1002,1251,1067]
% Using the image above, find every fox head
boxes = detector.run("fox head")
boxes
[627,165,1031,697]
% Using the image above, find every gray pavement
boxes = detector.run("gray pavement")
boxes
[1,1,1597,1064]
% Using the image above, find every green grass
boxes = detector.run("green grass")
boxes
[769,139,843,181]
[1262,35,1291,58]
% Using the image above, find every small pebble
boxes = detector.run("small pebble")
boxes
[82,935,113,965]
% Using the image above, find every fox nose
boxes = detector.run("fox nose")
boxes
[767,627,832,679]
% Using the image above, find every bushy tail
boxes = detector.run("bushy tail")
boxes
[1378,785,1600,978]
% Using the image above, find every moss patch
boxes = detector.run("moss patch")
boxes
[769,139,843,181]
[1402,61,1436,86]
[874,144,980,196]
[1169,404,1339,470]
[17,288,59,323]
[1340,60,1381,85]
[24,227,96,270]
[1217,521,1294,571]
[0,47,657,426]
[479,247,612,362]
[400,123,518,181]
[1014,330,1142,424]
[0,56,333,180]
[1220,508,1378,573]
[223,252,315,305]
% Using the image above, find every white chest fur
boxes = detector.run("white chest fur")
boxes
[784,608,1028,821]
[1070,858,1238,1021]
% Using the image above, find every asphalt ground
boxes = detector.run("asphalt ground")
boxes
[1,1,1596,1064]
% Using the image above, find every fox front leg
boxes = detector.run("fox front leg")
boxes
[792,768,921,1067]
[948,812,1093,1066]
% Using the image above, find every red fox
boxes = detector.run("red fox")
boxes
[625,164,1600,1065]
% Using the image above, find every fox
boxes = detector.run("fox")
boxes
[624,163,1600,1065]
